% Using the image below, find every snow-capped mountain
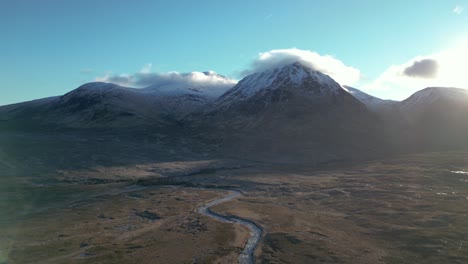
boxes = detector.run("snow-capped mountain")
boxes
[141,71,236,118]
[398,87,468,126]
[396,87,468,150]
[2,61,467,162]
[344,86,397,112]
[214,62,347,111]
[400,87,468,114]
[0,72,236,127]
[0,82,163,127]
[52,82,162,126]
[196,62,386,163]
[143,71,235,99]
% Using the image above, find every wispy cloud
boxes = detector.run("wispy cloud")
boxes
[453,5,464,14]
[263,13,273,21]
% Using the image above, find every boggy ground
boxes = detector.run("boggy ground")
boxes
[213,151,468,263]
[1,184,249,264]
[2,151,468,263]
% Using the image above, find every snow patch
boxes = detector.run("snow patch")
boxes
[222,62,343,101]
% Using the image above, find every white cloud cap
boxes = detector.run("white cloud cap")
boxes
[243,48,361,86]
[96,66,237,98]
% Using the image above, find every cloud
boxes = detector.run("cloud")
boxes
[95,65,237,96]
[362,38,468,99]
[453,5,464,14]
[402,59,438,78]
[94,41,466,101]
[242,48,361,85]
[99,74,133,85]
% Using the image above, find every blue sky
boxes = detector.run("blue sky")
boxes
[1,0,467,105]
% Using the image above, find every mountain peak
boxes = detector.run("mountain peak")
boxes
[286,61,311,70]
[202,70,228,79]
[403,87,468,104]
[276,61,320,75]
[76,82,122,90]
[275,61,320,84]
[400,87,468,114]
[264,61,341,88]
[220,62,342,100]
[416,87,468,96]
[211,62,353,113]
[64,82,133,97]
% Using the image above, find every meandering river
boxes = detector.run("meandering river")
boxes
[197,190,262,264]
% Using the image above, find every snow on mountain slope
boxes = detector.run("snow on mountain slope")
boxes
[29,82,165,127]
[58,82,156,113]
[400,87,468,111]
[140,71,236,117]
[344,86,389,104]
[213,62,348,111]
[195,62,386,163]
[202,61,376,130]
[344,86,397,112]
[142,71,236,98]
[0,75,236,127]
[57,79,237,125]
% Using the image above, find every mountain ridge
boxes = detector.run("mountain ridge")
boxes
[1,62,467,163]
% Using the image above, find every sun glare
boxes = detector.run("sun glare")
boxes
[437,37,468,88]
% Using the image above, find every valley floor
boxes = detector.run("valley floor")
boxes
[1,151,468,264]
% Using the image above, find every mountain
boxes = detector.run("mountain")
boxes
[400,87,468,116]
[0,96,58,121]
[0,82,162,128]
[344,86,397,112]
[196,62,387,163]
[397,87,468,150]
[2,61,467,164]
[342,86,468,151]
[0,73,236,128]
[213,62,348,113]
[143,71,234,99]
[142,71,236,118]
